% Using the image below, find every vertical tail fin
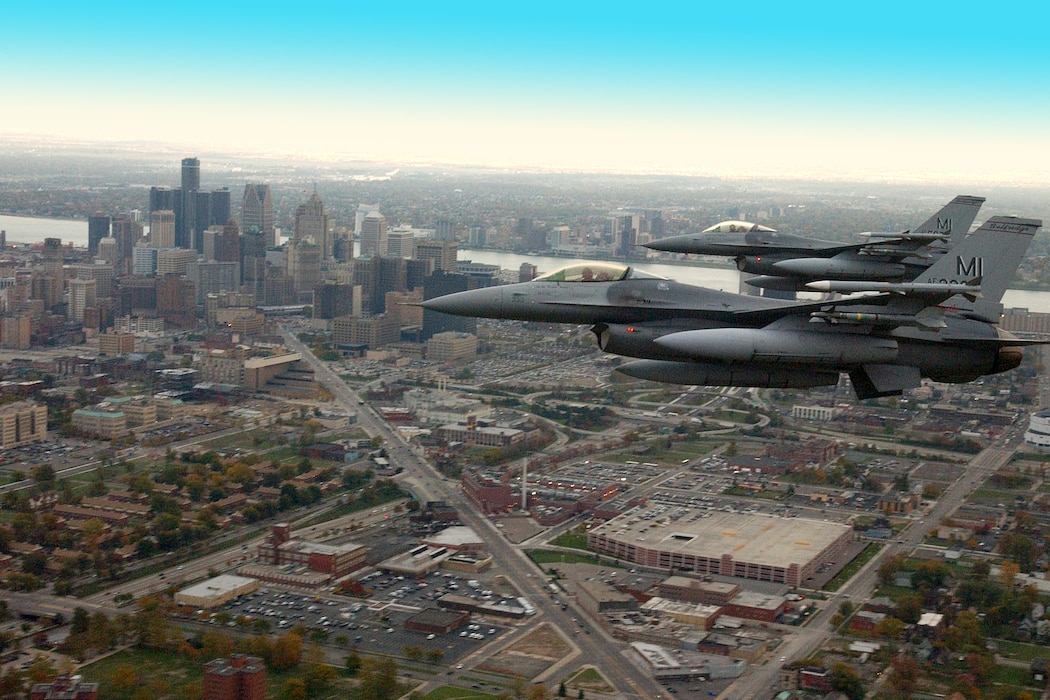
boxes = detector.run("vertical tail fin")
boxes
[916,215,1041,321]
[911,195,985,245]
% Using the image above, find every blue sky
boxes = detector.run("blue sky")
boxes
[4,2,1049,182]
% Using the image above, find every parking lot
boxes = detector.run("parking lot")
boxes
[207,569,513,663]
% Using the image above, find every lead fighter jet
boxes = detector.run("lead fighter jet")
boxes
[421,215,1042,399]
[644,195,985,292]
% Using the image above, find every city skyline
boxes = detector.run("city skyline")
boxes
[3,3,1049,183]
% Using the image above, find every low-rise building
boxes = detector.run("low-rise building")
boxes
[175,574,260,609]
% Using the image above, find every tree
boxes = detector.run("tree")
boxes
[280,677,307,700]
[357,657,399,700]
[830,663,865,700]
[889,654,921,696]
[345,649,362,676]
[271,631,303,671]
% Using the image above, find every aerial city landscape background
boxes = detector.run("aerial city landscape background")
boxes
[1,3,1049,700]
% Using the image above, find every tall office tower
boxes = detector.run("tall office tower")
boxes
[385,229,415,258]
[313,282,359,319]
[181,157,200,192]
[294,192,330,258]
[436,219,455,242]
[111,217,144,275]
[373,257,407,315]
[355,203,379,237]
[73,263,115,298]
[39,238,65,310]
[351,257,377,313]
[217,219,240,262]
[287,240,321,300]
[263,268,295,306]
[414,240,458,273]
[188,261,240,305]
[332,235,353,263]
[149,187,177,215]
[468,226,487,247]
[156,274,195,329]
[149,210,176,248]
[97,237,118,267]
[68,278,96,323]
[240,229,268,298]
[193,189,231,252]
[132,246,158,276]
[519,262,538,282]
[422,271,477,340]
[156,248,198,277]
[241,184,275,243]
[406,258,432,291]
[615,214,639,257]
[88,213,110,256]
[115,276,157,317]
[359,211,387,258]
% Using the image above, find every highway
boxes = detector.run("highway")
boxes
[279,326,664,698]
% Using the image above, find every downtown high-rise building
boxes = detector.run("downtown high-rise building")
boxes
[414,240,458,273]
[241,184,275,244]
[88,213,110,256]
[294,192,330,259]
[359,211,387,258]
[149,158,231,251]
[149,210,176,248]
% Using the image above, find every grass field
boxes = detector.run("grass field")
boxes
[79,647,356,699]
[527,550,602,566]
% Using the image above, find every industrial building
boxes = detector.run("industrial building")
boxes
[255,523,367,580]
[588,507,852,587]
[174,574,259,609]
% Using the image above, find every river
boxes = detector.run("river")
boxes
[0,214,1046,312]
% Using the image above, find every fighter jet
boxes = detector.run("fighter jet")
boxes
[420,215,1042,399]
[644,195,985,292]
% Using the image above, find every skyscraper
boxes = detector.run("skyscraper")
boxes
[359,211,387,258]
[88,213,110,256]
[112,217,144,275]
[68,278,97,323]
[294,192,330,259]
[149,158,230,251]
[241,184,275,244]
[414,240,458,273]
[181,157,200,192]
[149,210,176,248]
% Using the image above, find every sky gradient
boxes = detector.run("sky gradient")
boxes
[4,2,1049,183]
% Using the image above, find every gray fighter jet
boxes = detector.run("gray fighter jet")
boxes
[644,195,985,292]
[421,215,1042,399]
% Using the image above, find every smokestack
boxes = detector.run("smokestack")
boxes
[521,458,528,511]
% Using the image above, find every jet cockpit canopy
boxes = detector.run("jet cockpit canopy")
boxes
[703,221,777,234]
[534,262,666,283]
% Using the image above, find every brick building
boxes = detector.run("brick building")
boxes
[203,654,267,700]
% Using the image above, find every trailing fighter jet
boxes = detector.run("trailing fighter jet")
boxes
[644,195,985,292]
[420,215,1042,399]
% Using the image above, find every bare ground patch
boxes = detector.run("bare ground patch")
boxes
[479,623,573,679]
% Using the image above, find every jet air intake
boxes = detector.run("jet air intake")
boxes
[654,329,899,367]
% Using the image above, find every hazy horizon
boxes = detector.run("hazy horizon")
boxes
[4,4,1050,184]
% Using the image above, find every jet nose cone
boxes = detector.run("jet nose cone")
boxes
[420,287,502,317]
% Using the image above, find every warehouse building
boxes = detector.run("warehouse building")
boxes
[175,574,259,609]
[588,507,851,587]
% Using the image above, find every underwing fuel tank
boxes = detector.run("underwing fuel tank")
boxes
[616,359,839,389]
[654,329,899,366]
[770,258,906,279]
